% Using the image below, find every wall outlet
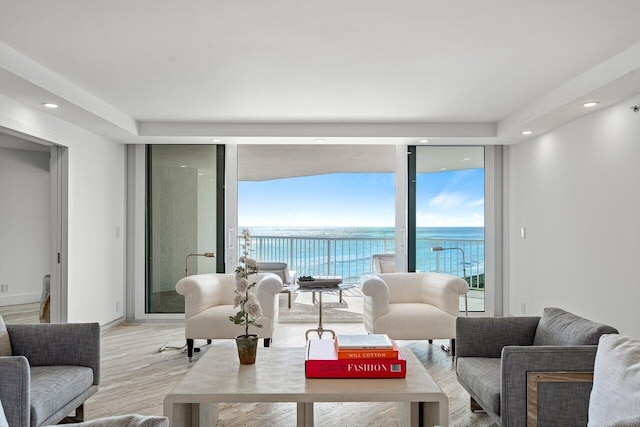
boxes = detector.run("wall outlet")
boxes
[115,300,121,312]
[0,284,8,293]
[520,302,526,314]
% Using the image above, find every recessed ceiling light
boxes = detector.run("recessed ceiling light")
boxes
[440,167,447,171]
[211,138,221,142]
[419,139,430,143]
[42,102,58,109]
[315,138,326,143]
[522,130,533,135]
[198,173,204,176]
[462,157,470,161]
[583,101,599,108]
[180,165,187,168]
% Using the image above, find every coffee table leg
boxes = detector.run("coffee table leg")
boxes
[395,401,447,427]
[305,291,335,340]
[395,402,418,427]
[297,402,314,427]
[165,402,219,427]
[196,403,219,427]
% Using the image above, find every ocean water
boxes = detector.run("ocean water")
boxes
[242,226,485,283]
[246,226,484,240]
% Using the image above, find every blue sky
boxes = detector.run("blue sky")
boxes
[239,169,484,227]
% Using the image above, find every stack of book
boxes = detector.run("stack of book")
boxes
[305,334,406,378]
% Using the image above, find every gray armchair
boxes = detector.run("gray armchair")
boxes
[455,307,618,427]
[0,320,100,427]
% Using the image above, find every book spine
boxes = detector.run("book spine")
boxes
[335,347,399,360]
[333,338,400,359]
[305,358,406,378]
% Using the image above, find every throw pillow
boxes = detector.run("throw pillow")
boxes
[0,315,12,356]
[587,334,640,426]
[532,307,618,346]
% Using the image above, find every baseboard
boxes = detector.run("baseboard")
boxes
[101,316,124,333]
[0,292,40,306]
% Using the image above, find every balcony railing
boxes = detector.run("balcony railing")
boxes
[242,235,484,288]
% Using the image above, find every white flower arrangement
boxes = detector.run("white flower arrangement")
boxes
[229,228,263,337]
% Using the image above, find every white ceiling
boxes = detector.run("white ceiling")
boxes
[1,0,640,145]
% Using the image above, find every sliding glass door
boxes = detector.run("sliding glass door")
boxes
[408,146,486,312]
[146,145,224,313]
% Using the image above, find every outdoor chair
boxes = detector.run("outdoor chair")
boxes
[175,272,283,361]
[359,272,469,354]
[256,262,297,308]
[455,307,619,427]
[371,254,395,273]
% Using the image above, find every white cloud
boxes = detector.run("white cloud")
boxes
[465,198,485,208]
[429,191,465,209]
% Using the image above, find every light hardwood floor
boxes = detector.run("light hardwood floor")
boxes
[0,304,494,426]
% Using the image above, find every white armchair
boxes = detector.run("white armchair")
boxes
[176,272,283,360]
[359,272,469,355]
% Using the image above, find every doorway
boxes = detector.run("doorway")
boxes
[0,131,67,323]
[408,146,486,312]
[145,144,225,314]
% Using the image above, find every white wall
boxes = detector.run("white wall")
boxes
[508,97,640,338]
[0,145,50,305]
[0,94,126,325]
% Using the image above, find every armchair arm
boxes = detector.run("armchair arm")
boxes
[420,273,469,316]
[7,322,100,385]
[456,316,540,358]
[501,345,598,427]
[359,274,390,320]
[255,273,283,320]
[0,356,30,427]
[176,274,227,319]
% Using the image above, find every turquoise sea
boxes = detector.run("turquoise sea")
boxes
[242,226,485,283]
[247,226,483,240]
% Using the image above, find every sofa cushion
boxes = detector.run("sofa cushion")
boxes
[587,334,640,426]
[30,365,94,426]
[375,303,455,340]
[456,357,501,416]
[533,307,618,346]
[0,315,11,356]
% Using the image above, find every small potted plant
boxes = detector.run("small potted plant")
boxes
[229,228,263,364]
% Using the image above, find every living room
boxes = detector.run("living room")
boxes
[1,2,640,426]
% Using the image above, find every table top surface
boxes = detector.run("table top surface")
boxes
[294,283,355,292]
[165,345,447,403]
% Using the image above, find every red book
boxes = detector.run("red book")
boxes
[305,339,406,378]
[334,339,400,360]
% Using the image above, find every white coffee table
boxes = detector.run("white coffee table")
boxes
[164,346,448,427]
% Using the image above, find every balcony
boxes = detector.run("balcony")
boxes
[246,234,483,286]
[244,234,485,313]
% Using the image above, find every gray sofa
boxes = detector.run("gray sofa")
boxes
[456,307,618,427]
[0,321,100,427]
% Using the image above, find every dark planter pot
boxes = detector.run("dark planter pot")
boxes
[235,334,259,364]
